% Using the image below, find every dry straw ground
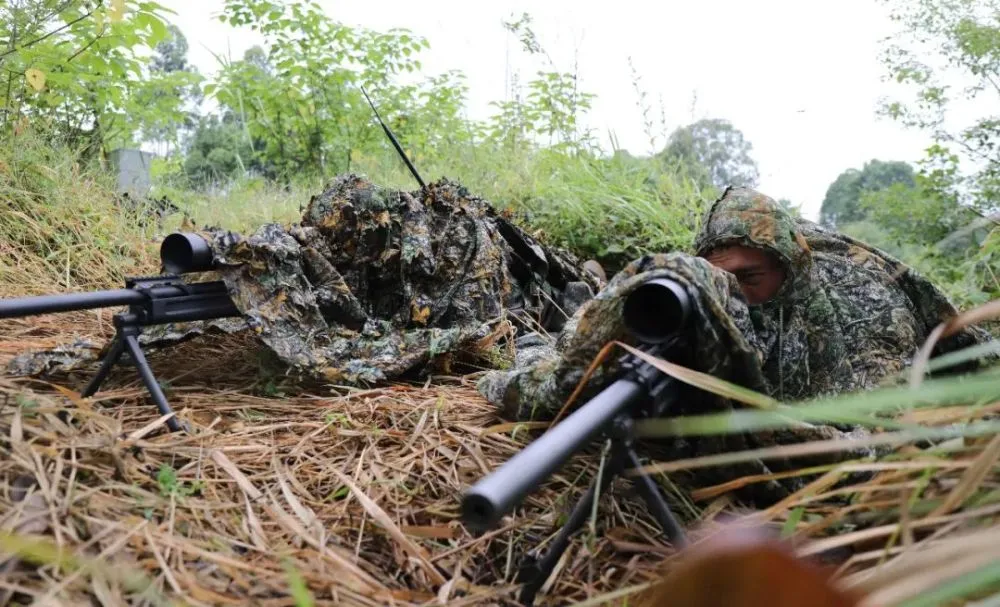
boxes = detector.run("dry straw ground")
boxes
[3,302,1000,607]
[0,312,687,606]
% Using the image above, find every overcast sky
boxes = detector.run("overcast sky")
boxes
[158,0,935,220]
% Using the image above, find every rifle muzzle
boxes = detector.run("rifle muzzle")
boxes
[160,232,214,274]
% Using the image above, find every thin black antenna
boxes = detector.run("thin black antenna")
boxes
[360,85,426,189]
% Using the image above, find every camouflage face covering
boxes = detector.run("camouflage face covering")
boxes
[6,175,600,386]
[477,186,993,503]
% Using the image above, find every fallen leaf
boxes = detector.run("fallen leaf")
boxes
[635,527,862,607]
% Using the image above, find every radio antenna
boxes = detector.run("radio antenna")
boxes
[360,85,426,189]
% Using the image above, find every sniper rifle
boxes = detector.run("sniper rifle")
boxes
[0,233,238,433]
[461,276,694,606]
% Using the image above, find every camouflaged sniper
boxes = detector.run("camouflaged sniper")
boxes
[478,185,990,417]
[5,175,601,385]
[693,186,991,400]
[477,186,992,502]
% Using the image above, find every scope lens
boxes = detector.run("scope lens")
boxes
[622,278,691,342]
[160,233,213,274]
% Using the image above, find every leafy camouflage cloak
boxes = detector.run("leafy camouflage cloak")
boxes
[6,175,601,385]
[477,186,993,502]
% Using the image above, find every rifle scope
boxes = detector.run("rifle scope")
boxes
[160,232,215,274]
[461,276,691,531]
[621,277,691,343]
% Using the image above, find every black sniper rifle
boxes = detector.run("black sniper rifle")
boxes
[461,278,694,606]
[0,233,238,433]
[357,88,696,603]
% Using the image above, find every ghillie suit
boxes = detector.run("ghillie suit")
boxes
[477,186,993,504]
[6,175,601,385]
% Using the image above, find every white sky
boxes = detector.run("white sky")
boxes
[158,0,937,220]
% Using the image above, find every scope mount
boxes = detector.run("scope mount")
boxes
[79,275,236,433]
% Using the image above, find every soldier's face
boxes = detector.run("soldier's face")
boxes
[702,245,786,305]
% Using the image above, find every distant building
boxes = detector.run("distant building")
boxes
[107,148,156,198]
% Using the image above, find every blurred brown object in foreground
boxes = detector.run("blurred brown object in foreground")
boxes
[635,527,863,607]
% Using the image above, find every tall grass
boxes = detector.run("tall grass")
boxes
[153,141,714,271]
[0,127,160,295]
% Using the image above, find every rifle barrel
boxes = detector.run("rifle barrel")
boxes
[461,377,645,531]
[0,282,236,321]
[0,289,148,319]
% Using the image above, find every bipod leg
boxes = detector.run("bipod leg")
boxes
[121,332,185,433]
[517,445,626,606]
[81,336,127,398]
[623,446,687,548]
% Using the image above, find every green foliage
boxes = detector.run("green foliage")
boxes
[0,0,197,154]
[819,159,916,228]
[859,180,979,247]
[151,23,190,73]
[839,178,997,308]
[492,14,597,152]
[0,4,749,280]
[181,112,260,186]
[879,0,1000,213]
[657,118,760,190]
[495,150,713,269]
[155,174,306,233]
[281,560,316,607]
[0,123,159,295]
[156,464,204,498]
[874,0,1000,305]
[209,0,466,181]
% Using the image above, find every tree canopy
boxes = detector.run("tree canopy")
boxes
[819,159,916,228]
[657,118,760,190]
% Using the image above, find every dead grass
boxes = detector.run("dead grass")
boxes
[0,322,683,606]
[1,310,1000,606]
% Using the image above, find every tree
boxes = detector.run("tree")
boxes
[657,119,760,190]
[208,0,471,181]
[876,0,1000,303]
[819,159,916,227]
[0,1,202,158]
[879,0,1000,214]
[151,24,190,73]
[136,22,203,153]
[182,111,261,185]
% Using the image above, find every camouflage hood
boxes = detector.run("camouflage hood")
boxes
[692,186,991,401]
[693,186,813,307]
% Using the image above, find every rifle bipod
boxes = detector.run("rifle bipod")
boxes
[70,274,240,434]
[81,312,189,433]
[514,410,688,606]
